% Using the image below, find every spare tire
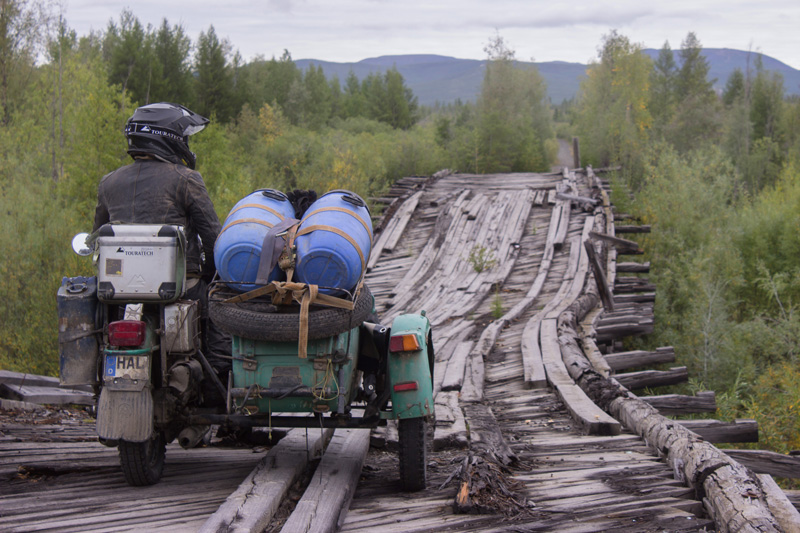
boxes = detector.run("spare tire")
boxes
[209,285,374,342]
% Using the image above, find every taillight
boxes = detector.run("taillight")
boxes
[393,381,419,392]
[389,333,421,352]
[108,320,146,347]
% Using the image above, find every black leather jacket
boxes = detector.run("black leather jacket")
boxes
[93,159,221,275]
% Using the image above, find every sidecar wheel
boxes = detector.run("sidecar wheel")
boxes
[398,417,427,492]
[119,431,166,486]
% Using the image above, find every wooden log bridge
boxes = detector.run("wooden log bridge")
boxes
[2,167,799,532]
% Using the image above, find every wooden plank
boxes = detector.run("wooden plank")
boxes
[280,428,371,533]
[604,347,676,371]
[616,261,650,273]
[726,450,800,479]
[615,225,651,233]
[440,341,473,392]
[756,474,800,531]
[588,231,641,254]
[0,384,95,406]
[640,391,717,415]
[521,319,547,389]
[613,367,688,390]
[584,240,614,312]
[199,427,332,533]
[679,419,759,444]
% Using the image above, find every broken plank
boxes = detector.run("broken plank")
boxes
[440,341,473,392]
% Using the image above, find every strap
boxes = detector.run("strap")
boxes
[255,218,300,285]
[301,207,373,245]
[222,281,355,358]
[227,203,286,221]
[295,224,365,273]
[220,217,275,234]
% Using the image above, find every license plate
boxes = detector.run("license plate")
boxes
[105,355,150,380]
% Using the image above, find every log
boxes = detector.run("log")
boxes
[613,367,688,390]
[613,292,656,304]
[679,419,759,444]
[640,391,717,415]
[462,404,517,466]
[199,427,332,533]
[572,136,580,169]
[604,347,676,371]
[617,261,650,273]
[725,451,800,479]
[280,428,371,533]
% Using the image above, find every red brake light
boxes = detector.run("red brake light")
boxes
[108,320,146,347]
[393,381,419,392]
[389,334,421,352]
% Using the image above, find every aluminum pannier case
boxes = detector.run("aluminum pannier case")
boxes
[95,224,186,303]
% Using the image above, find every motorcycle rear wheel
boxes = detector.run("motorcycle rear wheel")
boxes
[119,431,166,486]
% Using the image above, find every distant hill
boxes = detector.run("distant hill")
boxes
[296,49,800,107]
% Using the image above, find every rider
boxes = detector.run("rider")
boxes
[93,102,231,403]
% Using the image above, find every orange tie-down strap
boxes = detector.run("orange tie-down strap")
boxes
[223,281,355,358]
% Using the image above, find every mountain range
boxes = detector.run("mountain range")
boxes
[296,49,800,106]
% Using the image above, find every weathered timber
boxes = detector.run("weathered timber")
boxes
[640,391,717,415]
[555,191,599,209]
[433,391,468,450]
[614,366,689,390]
[584,240,615,312]
[757,474,800,527]
[613,292,656,304]
[615,225,652,233]
[0,383,95,406]
[617,261,650,273]
[572,137,581,169]
[604,346,676,371]
[199,427,332,533]
[679,419,759,444]
[541,319,620,435]
[0,370,90,392]
[280,428,371,533]
[723,450,800,479]
[589,231,642,254]
[440,341,472,392]
[462,404,517,466]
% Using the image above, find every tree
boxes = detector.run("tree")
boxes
[104,10,154,106]
[650,41,677,133]
[665,32,720,152]
[0,0,49,123]
[722,68,745,107]
[194,25,233,121]
[472,35,553,172]
[575,31,652,187]
[151,19,193,104]
[342,70,366,118]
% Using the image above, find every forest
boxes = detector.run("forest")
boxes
[1,3,799,457]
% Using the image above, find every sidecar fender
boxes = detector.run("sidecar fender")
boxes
[387,313,434,420]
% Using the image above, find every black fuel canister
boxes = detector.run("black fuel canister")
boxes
[57,276,100,386]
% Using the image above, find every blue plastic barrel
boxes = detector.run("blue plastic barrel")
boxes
[214,189,296,292]
[295,190,372,296]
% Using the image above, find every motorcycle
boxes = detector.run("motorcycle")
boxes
[60,223,434,490]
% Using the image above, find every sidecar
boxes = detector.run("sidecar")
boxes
[204,285,434,492]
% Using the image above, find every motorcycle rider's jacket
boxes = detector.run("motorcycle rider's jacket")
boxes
[93,158,221,276]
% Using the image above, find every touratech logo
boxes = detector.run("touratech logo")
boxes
[116,247,155,257]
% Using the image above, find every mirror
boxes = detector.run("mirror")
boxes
[71,233,93,256]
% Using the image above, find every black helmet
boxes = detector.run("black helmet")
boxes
[124,103,209,169]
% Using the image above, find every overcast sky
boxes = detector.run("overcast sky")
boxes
[64,0,800,70]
